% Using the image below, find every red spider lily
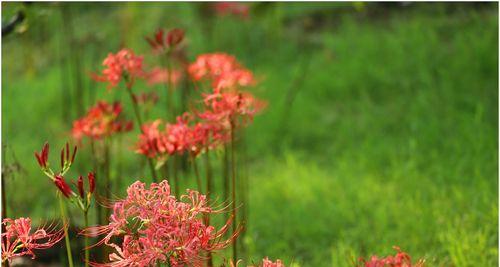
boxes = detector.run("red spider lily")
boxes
[135,114,227,161]
[199,90,266,130]
[145,67,182,87]
[82,180,238,267]
[93,49,144,89]
[213,2,250,19]
[359,247,425,267]
[260,257,286,267]
[88,172,96,194]
[1,217,65,263]
[145,28,185,54]
[72,101,133,142]
[188,53,253,87]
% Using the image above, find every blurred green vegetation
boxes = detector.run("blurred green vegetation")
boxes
[2,2,498,266]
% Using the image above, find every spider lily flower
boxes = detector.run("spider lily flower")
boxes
[93,49,145,89]
[72,101,133,142]
[145,28,185,54]
[358,247,425,267]
[188,53,251,85]
[1,217,65,263]
[82,180,238,266]
[260,257,286,267]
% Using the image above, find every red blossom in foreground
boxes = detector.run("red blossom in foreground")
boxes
[213,2,250,18]
[188,53,255,90]
[145,67,182,87]
[72,101,133,142]
[93,49,144,89]
[1,217,65,263]
[82,180,237,267]
[359,247,425,267]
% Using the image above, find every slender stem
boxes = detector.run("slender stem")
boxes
[84,211,89,267]
[125,83,158,182]
[204,149,213,267]
[58,194,74,267]
[191,155,202,193]
[223,144,229,230]
[173,156,179,198]
[104,141,111,223]
[230,122,238,263]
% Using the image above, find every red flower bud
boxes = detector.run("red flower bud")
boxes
[65,142,70,162]
[77,175,84,198]
[167,28,184,47]
[71,146,77,164]
[35,142,49,168]
[54,175,72,198]
[155,28,164,44]
[88,172,95,194]
[60,148,65,169]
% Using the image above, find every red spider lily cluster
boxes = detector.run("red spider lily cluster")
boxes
[358,247,425,267]
[213,2,250,19]
[93,49,145,89]
[1,217,65,263]
[83,180,236,266]
[188,53,255,90]
[72,101,133,142]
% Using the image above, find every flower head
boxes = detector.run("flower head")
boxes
[72,101,133,142]
[1,217,65,263]
[93,49,144,89]
[83,180,237,267]
[213,2,250,19]
[145,28,185,54]
[359,247,425,267]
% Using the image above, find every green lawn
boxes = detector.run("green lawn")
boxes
[2,3,498,266]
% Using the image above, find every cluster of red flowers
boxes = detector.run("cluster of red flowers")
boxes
[84,180,235,267]
[260,257,286,267]
[93,49,145,89]
[359,247,425,267]
[1,217,65,263]
[188,53,255,91]
[136,113,226,160]
[72,101,133,142]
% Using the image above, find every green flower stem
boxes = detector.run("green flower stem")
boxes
[58,194,74,267]
[84,210,90,267]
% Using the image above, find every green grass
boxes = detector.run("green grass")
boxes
[2,3,498,266]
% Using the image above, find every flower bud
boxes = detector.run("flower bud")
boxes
[77,175,84,198]
[88,172,96,194]
[54,175,72,198]
[167,28,184,48]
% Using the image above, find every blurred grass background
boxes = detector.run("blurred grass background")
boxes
[2,2,498,266]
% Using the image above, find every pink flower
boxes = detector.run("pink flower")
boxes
[83,180,237,266]
[72,101,133,142]
[359,247,425,267]
[260,257,286,267]
[1,217,65,263]
[93,49,145,89]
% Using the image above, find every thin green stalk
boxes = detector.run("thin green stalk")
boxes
[191,156,202,193]
[204,149,213,267]
[125,83,158,182]
[230,122,238,263]
[84,211,90,267]
[58,194,74,267]
[173,156,180,198]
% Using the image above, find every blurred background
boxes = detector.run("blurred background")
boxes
[2,2,498,266]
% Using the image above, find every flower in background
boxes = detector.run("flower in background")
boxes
[145,67,182,87]
[213,2,250,19]
[260,257,286,267]
[145,28,185,54]
[83,180,237,267]
[188,52,256,91]
[93,49,145,89]
[358,247,425,267]
[72,101,133,142]
[1,217,65,263]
